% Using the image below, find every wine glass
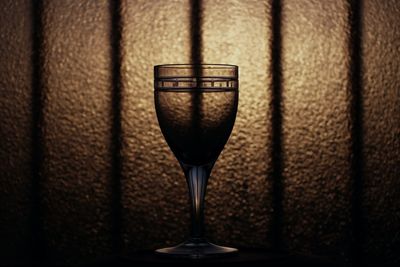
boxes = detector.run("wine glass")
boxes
[154,64,239,258]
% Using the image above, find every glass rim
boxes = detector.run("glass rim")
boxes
[154,63,238,69]
[154,64,238,79]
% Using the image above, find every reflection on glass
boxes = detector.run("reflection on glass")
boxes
[154,64,239,258]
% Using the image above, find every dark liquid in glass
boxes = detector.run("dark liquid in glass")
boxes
[155,89,238,166]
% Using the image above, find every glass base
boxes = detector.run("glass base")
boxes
[155,238,238,259]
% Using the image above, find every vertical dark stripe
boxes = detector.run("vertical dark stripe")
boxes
[190,0,203,65]
[31,0,45,262]
[269,0,284,250]
[348,0,364,264]
[190,0,203,141]
[110,0,123,253]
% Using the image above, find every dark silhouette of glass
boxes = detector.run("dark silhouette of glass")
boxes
[154,64,239,258]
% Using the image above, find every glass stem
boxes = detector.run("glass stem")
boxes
[183,164,211,240]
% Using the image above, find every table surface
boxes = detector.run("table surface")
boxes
[82,249,340,267]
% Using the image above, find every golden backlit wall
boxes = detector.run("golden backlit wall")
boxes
[0,0,399,265]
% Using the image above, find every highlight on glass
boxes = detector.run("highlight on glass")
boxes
[154,64,239,258]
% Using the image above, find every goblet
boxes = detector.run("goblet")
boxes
[154,64,238,258]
